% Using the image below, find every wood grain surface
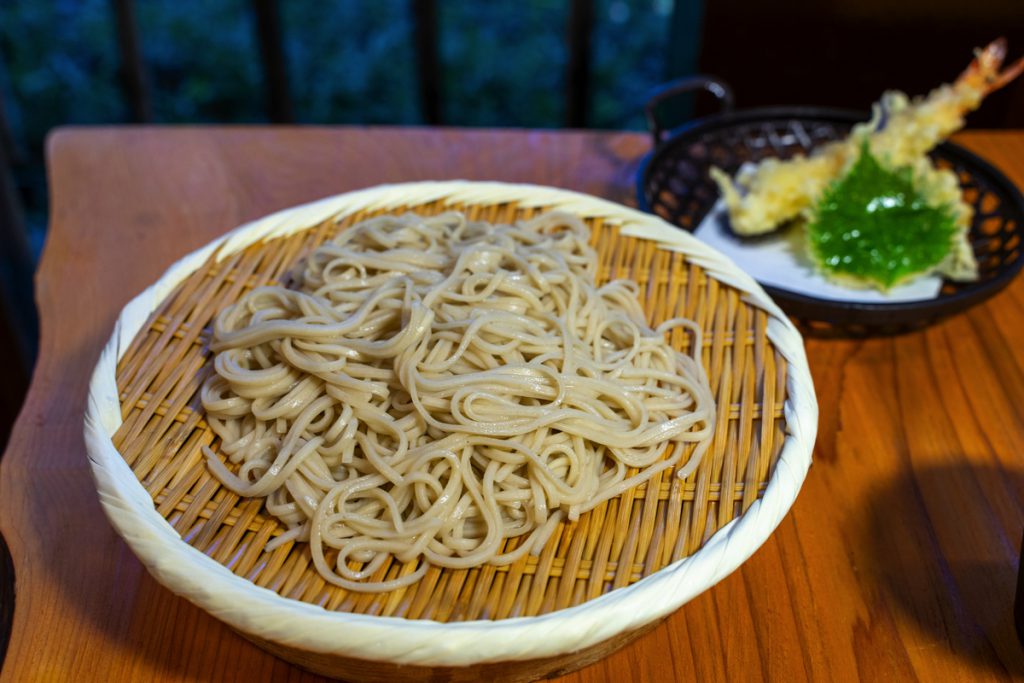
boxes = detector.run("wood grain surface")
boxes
[1,126,1023,682]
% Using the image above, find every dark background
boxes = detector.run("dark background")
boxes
[1,0,1023,449]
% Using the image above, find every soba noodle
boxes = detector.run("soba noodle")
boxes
[201,211,715,592]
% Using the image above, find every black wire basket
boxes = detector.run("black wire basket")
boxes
[636,79,1024,335]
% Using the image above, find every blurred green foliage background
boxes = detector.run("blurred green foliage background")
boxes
[0,0,678,256]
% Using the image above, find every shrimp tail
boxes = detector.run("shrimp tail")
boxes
[990,55,1024,93]
[958,37,1024,95]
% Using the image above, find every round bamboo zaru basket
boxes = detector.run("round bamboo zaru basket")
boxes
[84,181,817,682]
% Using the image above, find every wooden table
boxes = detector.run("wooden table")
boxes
[2,126,1023,682]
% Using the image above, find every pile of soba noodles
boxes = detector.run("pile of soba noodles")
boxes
[201,211,715,592]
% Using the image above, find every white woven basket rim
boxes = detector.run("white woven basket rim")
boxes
[84,180,817,667]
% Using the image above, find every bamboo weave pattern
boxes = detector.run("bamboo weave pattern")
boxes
[111,199,788,621]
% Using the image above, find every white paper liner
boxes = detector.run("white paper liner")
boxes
[84,180,818,667]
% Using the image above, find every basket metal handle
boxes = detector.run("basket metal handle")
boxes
[644,76,734,147]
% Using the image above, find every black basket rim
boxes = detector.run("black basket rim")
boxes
[635,106,1024,325]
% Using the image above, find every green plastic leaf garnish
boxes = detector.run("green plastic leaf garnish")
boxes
[807,142,957,289]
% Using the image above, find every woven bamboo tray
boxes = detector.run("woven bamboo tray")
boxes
[84,181,817,682]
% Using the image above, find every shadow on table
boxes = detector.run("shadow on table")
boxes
[863,461,1024,676]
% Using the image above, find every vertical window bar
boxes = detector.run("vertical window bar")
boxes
[412,0,441,125]
[251,0,294,124]
[0,71,35,375]
[565,0,594,128]
[662,0,705,124]
[111,0,152,123]
[0,81,35,454]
